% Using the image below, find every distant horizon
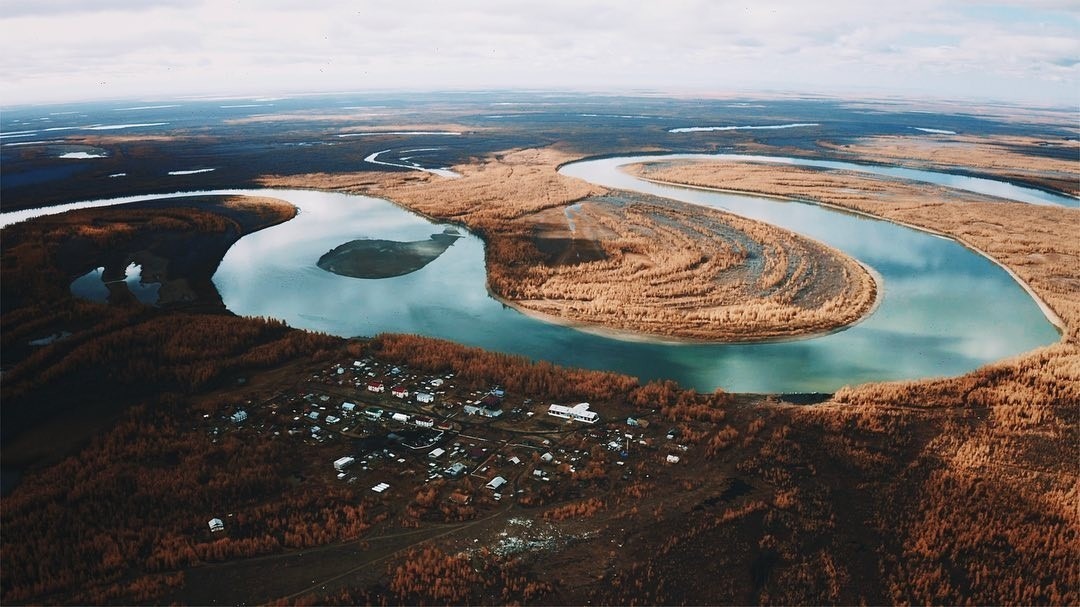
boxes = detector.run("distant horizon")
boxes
[2,1,1076,109]
[3,85,1078,113]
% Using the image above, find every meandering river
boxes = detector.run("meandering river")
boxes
[1,155,1064,392]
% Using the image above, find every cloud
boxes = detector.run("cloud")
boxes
[0,0,1076,105]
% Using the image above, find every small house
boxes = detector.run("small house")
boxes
[230,410,248,424]
[334,456,356,471]
[540,452,554,463]
[547,402,598,424]
[208,518,224,533]
[448,492,471,505]
[430,378,445,387]
[428,447,446,459]
[391,386,409,399]
[366,381,385,393]
[486,476,508,491]
[341,402,357,412]
[666,454,681,464]
[415,392,435,404]
[391,412,409,423]
[364,407,383,420]
[413,415,434,428]
[325,415,341,424]
[445,462,468,478]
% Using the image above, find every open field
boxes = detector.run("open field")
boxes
[259,148,877,341]
[819,133,1080,196]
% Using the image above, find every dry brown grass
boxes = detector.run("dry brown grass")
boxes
[820,134,1080,196]
[628,160,1080,342]
[259,148,878,341]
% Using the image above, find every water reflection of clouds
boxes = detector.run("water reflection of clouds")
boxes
[12,173,1058,393]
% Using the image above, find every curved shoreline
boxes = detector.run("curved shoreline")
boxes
[631,173,1067,336]
[485,258,884,346]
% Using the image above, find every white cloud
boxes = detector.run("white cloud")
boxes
[0,0,1076,105]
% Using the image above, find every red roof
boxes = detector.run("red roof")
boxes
[367,381,383,388]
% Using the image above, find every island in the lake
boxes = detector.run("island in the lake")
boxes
[317,229,462,279]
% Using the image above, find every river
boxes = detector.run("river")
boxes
[1,155,1064,392]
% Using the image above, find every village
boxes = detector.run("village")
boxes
[202,354,695,535]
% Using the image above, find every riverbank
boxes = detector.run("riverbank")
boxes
[258,147,880,342]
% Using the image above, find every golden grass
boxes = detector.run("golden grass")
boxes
[627,160,1080,342]
[820,134,1080,196]
[259,148,878,341]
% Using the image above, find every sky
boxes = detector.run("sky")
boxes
[1,0,1077,107]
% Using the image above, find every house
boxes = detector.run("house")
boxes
[391,386,409,399]
[325,415,341,424]
[208,518,224,533]
[486,476,508,491]
[430,378,445,387]
[540,452,554,463]
[413,415,434,428]
[366,381,385,393]
[507,456,522,465]
[341,402,357,412]
[415,392,435,404]
[363,407,383,420]
[448,492,471,505]
[480,394,503,409]
[547,402,598,423]
[307,411,320,421]
[391,412,409,423]
[230,410,248,424]
[445,462,468,478]
[334,456,356,471]
[666,454,681,464]
[428,447,446,459]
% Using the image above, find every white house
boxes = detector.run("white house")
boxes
[547,402,598,423]
[391,412,409,423]
[341,402,357,412]
[430,378,445,387]
[391,386,409,399]
[366,381,385,393]
[334,456,356,471]
[429,447,446,459]
[486,476,508,491]
[208,518,224,533]
[413,415,434,428]
[325,415,341,424]
[415,392,435,404]
[666,454,681,464]
[230,410,248,424]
